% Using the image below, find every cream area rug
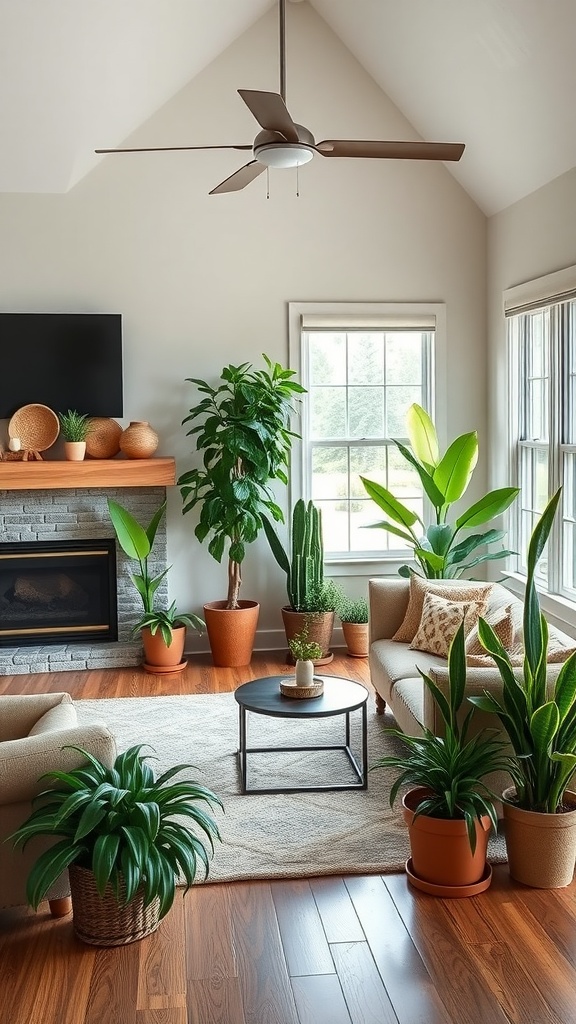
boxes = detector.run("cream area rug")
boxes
[76,692,506,883]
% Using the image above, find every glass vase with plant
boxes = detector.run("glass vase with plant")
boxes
[361,403,519,579]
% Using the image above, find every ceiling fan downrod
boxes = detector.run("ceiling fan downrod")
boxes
[279,0,286,102]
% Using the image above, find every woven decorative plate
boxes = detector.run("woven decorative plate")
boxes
[8,404,60,452]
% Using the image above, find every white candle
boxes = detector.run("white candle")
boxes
[8,437,21,452]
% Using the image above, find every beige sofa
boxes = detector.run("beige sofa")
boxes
[368,576,574,739]
[0,692,116,914]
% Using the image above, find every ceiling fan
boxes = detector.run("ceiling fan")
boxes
[95,0,465,195]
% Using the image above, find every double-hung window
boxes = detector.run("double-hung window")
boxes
[289,302,445,567]
[506,266,576,602]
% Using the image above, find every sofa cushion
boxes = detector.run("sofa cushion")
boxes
[387,678,425,737]
[465,604,515,656]
[392,575,493,643]
[28,700,77,737]
[409,591,481,658]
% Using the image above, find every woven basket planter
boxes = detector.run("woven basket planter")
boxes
[69,864,161,946]
[502,787,576,888]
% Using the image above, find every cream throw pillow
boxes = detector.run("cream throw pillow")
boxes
[465,604,515,656]
[393,575,493,643]
[409,591,480,659]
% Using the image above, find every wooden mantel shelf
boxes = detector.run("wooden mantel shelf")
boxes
[0,457,176,490]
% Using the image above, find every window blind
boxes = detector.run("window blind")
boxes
[504,264,576,317]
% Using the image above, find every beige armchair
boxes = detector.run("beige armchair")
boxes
[0,692,116,916]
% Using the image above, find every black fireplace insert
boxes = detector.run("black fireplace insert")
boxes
[0,539,118,647]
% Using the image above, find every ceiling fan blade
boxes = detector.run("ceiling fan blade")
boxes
[95,144,253,155]
[209,160,266,195]
[315,140,465,161]
[238,89,299,143]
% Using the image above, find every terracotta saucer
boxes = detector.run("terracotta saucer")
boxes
[142,660,187,675]
[405,858,492,898]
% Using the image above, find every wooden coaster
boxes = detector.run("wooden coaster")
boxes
[279,677,324,699]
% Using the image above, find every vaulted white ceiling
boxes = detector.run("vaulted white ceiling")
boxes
[1,0,575,214]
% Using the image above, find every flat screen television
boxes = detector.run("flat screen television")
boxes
[0,312,123,419]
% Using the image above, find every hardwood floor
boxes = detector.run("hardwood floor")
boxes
[2,651,576,1024]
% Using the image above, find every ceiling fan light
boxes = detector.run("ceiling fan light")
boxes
[255,143,314,168]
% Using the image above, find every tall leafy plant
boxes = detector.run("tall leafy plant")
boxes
[469,489,576,812]
[361,404,519,578]
[179,355,305,609]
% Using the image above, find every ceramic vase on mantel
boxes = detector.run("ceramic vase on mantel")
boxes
[120,421,159,459]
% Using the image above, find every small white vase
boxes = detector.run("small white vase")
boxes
[295,659,314,686]
[64,440,87,461]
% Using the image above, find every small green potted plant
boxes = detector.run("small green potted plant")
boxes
[11,744,222,946]
[470,489,576,888]
[178,355,305,668]
[107,498,204,672]
[360,403,519,579]
[58,409,92,462]
[337,595,369,658]
[263,498,341,662]
[371,621,512,895]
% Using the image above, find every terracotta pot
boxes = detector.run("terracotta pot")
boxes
[341,621,369,658]
[64,440,86,461]
[281,607,334,663]
[120,421,159,459]
[141,624,186,671]
[402,787,492,888]
[502,786,576,888]
[203,600,259,668]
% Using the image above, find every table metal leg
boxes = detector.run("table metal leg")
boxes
[238,704,247,793]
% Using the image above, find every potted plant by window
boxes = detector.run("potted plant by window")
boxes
[371,621,512,895]
[11,744,222,946]
[263,498,341,663]
[361,404,519,579]
[58,409,92,461]
[337,595,369,658]
[107,498,205,673]
[178,355,305,668]
[470,489,576,888]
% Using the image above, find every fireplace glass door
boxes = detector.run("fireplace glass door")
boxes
[0,539,118,647]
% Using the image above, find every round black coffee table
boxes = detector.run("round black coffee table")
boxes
[234,675,369,794]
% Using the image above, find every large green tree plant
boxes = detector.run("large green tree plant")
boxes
[470,489,576,813]
[178,355,305,609]
[361,404,519,578]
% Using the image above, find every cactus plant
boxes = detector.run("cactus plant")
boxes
[263,499,335,612]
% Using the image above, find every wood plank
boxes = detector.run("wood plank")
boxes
[331,941,399,1024]
[137,896,186,1010]
[467,939,564,1024]
[0,457,176,490]
[185,884,238,980]
[291,974,352,1024]
[186,977,246,1024]
[383,874,511,1024]
[309,877,364,943]
[228,881,299,1024]
[345,875,452,1024]
[84,943,140,1024]
[135,1011,187,1024]
[271,879,335,977]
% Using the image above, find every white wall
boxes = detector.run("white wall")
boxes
[0,3,486,647]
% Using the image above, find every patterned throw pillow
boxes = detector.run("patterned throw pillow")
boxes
[465,604,515,656]
[392,575,494,643]
[409,591,481,659]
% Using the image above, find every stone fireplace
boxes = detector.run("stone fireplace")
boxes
[0,483,169,674]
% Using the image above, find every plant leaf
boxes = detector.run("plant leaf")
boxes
[433,432,478,504]
[406,404,439,469]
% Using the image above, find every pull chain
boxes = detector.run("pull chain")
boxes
[266,166,270,200]
[296,163,300,197]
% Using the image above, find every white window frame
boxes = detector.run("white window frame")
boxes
[288,301,447,575]
[504,265,576,627]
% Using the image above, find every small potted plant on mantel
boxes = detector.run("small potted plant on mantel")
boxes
[107,498,204,673]
[58,409,92,461]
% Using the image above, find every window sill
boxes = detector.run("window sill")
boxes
[324,556,416,578]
